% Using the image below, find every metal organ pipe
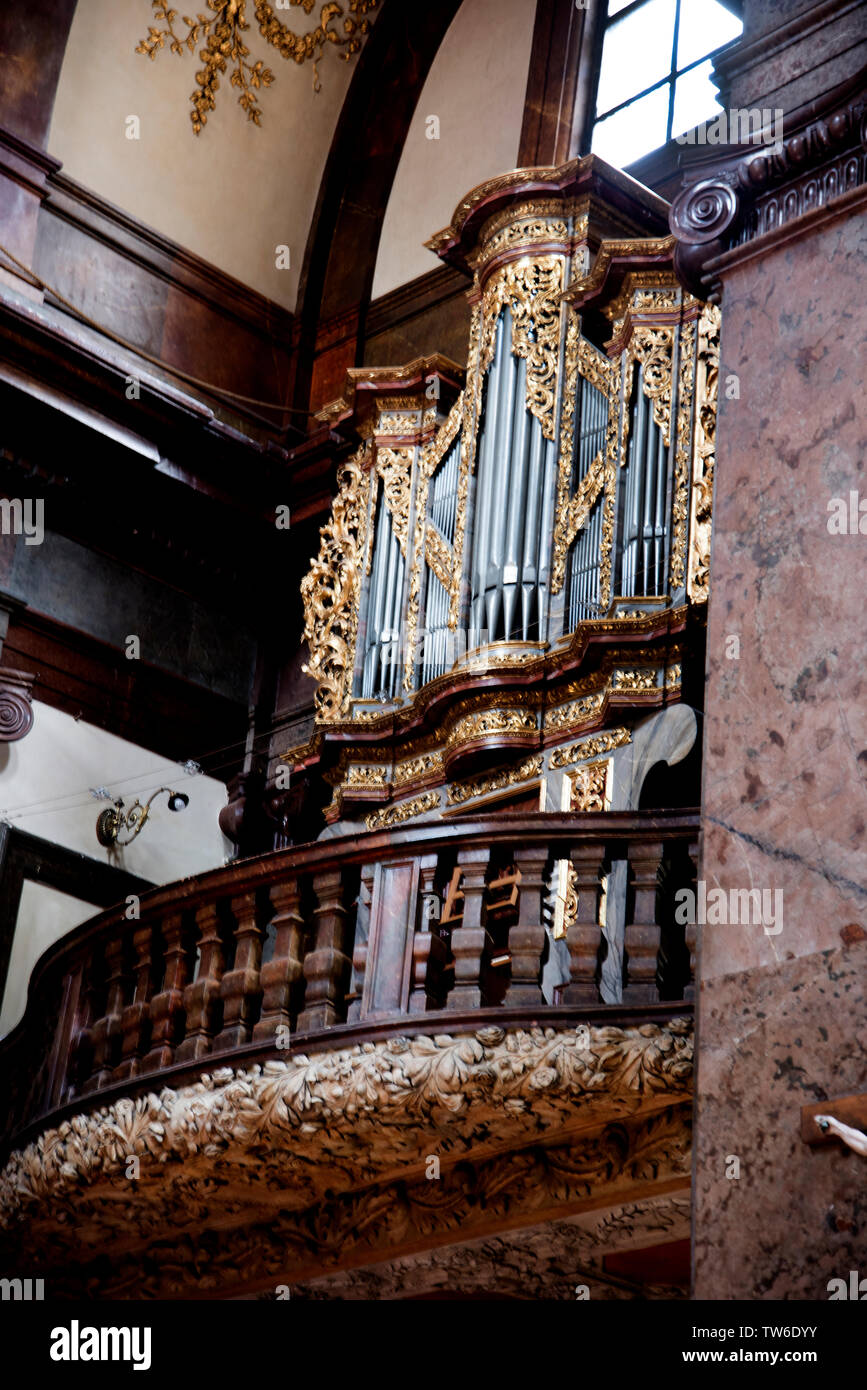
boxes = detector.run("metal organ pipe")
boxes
[470,307,555,648]
[361,501,405,701]
[420,435,461,686]
[567,373,608,630]
[619,365,668,598]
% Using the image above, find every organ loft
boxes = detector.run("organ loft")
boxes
[0,0,863,1309]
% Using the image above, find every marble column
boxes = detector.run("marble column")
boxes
[670,0,867,1300]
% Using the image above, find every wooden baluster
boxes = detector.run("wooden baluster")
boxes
[346,865,374,1024]
[77,943,107,1096]
[215,892,263,1050]
[445,847,489,1010]
[505,847,547,1005]
[622,839,665,1004]
[297,868,352,1031]
[177,901,226,1062]
[83,932,127,1092]
[141,913,191,1072]
[562,844,606,1004]
[409,854,450,1014]
[115,922,155,1080]
[253,879,305,1042]
[46,961,85,1109]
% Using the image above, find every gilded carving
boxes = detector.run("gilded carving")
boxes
[687,306,720,604]
[375,447,414,557]
[365,468,379,576]
[552,859,579,940]
[446,754,544,807]
[477,256,564,442]
[545,690,606,733]
[568,759,612,813]
[549,727,631,770]
[424,524,454,595]
[446,707,538,752]
[473,210,570,275]
[621,327,675,465]
[365,791,440,830]
[669,320,695,590]
[301,443,371,722]
[393,751,444,787]
[599,355,621,609]
[552,325,616,598]
[138,0,378,133]
[345,765,388,789]
[612,668,658,692]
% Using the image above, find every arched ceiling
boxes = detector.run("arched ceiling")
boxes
[372,0,537,299]
[46,0,540,317]
[47,0,358,311]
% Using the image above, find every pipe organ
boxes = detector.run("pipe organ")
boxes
[296,157,718,839]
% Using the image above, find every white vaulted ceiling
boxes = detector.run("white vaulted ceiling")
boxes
[47,0,356,310]
[372,0,537,299]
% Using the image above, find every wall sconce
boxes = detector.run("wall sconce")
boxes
[95,787,189,848]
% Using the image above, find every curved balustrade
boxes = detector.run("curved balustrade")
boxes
[0,810,697,1152]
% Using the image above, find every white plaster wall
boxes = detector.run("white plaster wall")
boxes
[47,0,355,309]
[0,701,231,879]
[0,700,232,1037]
[0,881,97,1038]
[371,0,536,300]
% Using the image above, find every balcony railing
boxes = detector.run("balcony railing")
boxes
[0,810,697,1151]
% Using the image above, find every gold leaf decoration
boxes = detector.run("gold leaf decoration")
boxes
[301,442,371,721]
[136,0,379,134]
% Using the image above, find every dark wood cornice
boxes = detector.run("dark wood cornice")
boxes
[42,171,295,343]
[668,69,867,298]
[365,264,471,341]
[0,608,248,772]
[0,124,62,183]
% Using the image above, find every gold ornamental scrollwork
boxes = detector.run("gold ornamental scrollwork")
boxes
[669,319,695,591]
[476,255,565,443]
[449,303,482,630]
[375,447,414,558]
[620,327,675,466]
[403,396,464,686]
[424,526,454,594]
[472,207,570,276]
[137,0,379,134]
[687,306,720,604]
[446,708,539,753]
[393,751,444,787]
[552,324,615,597]
[301,442,371,722]
[365,791,440,831]
[598,354,621,610]
[447,754,544,807]
[549,727,631,770]
[568,759,612,813]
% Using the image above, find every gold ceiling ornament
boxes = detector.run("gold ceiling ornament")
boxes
[136,0,379,134]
